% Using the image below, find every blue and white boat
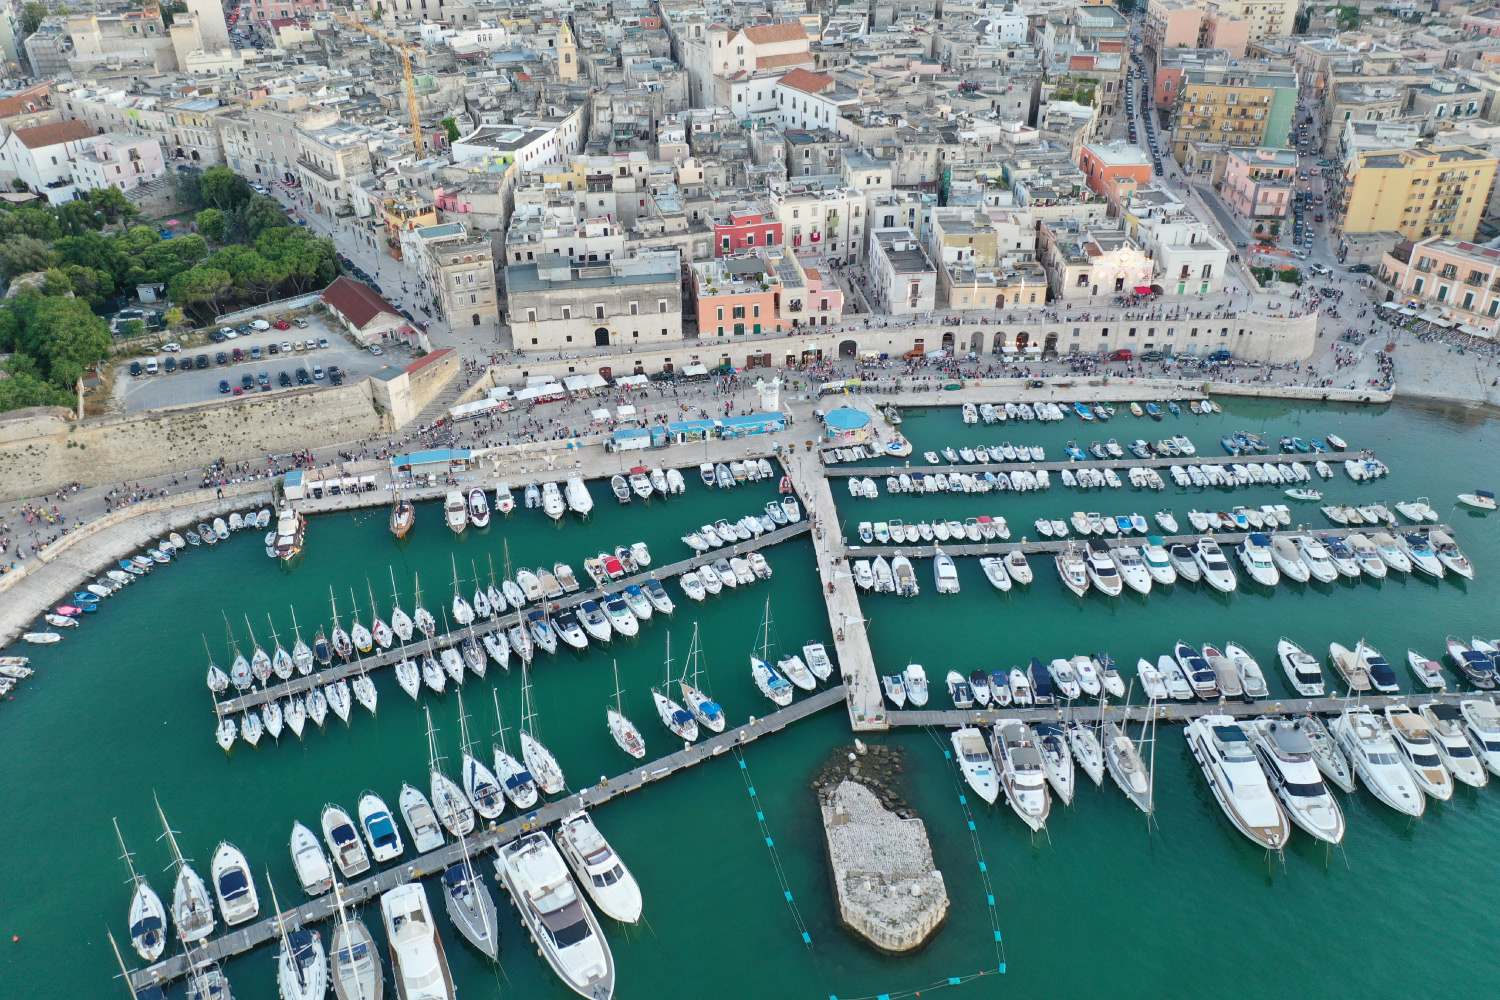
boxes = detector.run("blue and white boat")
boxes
[1221,435,1241,455]
[1074,402,1095,421]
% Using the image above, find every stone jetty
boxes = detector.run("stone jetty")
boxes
[819,777,948,953]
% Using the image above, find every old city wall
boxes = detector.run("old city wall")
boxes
[0,382,384,500]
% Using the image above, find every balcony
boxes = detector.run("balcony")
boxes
[296,156,339,183]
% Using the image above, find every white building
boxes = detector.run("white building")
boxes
[0,120,100,202]
[768,177,866,264]
[868,228,937,316]
[452,125,561,173]
[1136,215,1230,295]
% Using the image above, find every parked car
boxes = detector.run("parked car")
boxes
[281,341,294,353]
[293,318,309,328]
[129,360,143,377]
[250,319,271,331]
[250,345,262,359]
[295,368,311,384]
[218,379,231,393]
[235,324,251,335]
[164,356,177,373]
[273,319,291,330]
[161,342,181,352]
[178,356,193,371]
[369,344,383,355]
[1109,349,1134,361]
[317,337,329,349]
[231,348,244,361]
[304,339,317,350]
[312,365,324,380]
[216,351,229,365]
[278,371,292,386]
[267,343,279,355]
[240,373,254,389]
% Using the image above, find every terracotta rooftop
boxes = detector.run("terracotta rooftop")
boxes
[779,67,834,94]
[321,275,400,329]
[742,22,807,44]
[11,120,95,149]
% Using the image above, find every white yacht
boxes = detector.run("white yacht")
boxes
[1046,658,1082,700]
[380,882,456,1000]
[903,663,930,707]
[1236,533,1280,587]
[1246,720,1345,844]
[210,842,260,926]
[1054,544,1089,597]
[555,810,643,924]
[1192,538,1238,592]
[1295,534,1339,583]
[1332,708,1425,817]
[932,547,960,594]
[1140,538,1177,585]
[950,727,1001,804]
[1418,703,1488,788]
[1383,705,1453,801]
[398,784,446,854]
[496,833,615,1000]
[113,820,167,964]
[1459,699,1500,777]
[990,721,1051,831]
[290,821,334,897]
[322,804,371,878]
[1067,723,1106,786]
[1184,715,1291,849]
[1275,638,1325,696]
[1084,540,1124,596]
[1109,544,1153,595]
[358,792,405,864]
[1034,723,1076,805]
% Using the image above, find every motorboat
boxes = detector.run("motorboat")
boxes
[1267,535,1308,583]
[882,673,907,708]
[1384,705,1454,801]
[1156,655,1194,701]
[1200,644,1243,700]
[1456,489,1496,511]
[1445,637,1495,688]
[1294,534,1339,583]
[1047,658,1082,700]
[1141,537,1177,585]
[1236,534,1280,587]
[1318,534,1361,579]
[968,669,992,707]
[380,882,456,1000]
[803,643,833,682]
[1405,649,1446,691]
[1167,542,1201,583]
[1223,642,1269,699]
[979,556,1011,591]
[495,834,614,999]
[358,792,405,863]
[322,804,371,878]
[444,491,467,533]
[1033,723,1076,805]
[1135,657,1169,701]
[1173,642,1218,699]
[1054,544,1089,596]
[951,726,1001,805]
[1357,642,1401,694]
[289,821,334,896]
[1245,720,1345,844]
[1067,722,1106,786]
[211,842,259,926]
[991,721,1050,831]
[1192,538,1238,593]
[1084,540,1124,597]
[1370,531,1412,574]
[1005,550,1032,585]
[1419,703,1487,788]
[555,810,642,924]
[1459,700,1500,777]
[932,548,960,594]
[1327,641,1372,694]
[398,784,446,854]
[1428,529,1474,579]
[946,670,973,708]
[1331,708,1425,817]
[1184,715,1291,849]
[1344,533,1386,578]
[1109,544,1153,595]
[1291,716,1355,793]
[1272,636,1327,698]
[1008,668,1033,707]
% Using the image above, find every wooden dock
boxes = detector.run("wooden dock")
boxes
[885,690,1477,729]
[133,684,848,991]
[843,523,1439,561]
[824,450,1333,479]
[217,521,811,715]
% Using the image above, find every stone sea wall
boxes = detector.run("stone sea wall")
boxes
[0,383,383,500]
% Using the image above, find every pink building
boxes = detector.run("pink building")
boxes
[712,206,782,257]
[70,132,166,194]
[1145,0,1205,55]
[1219,146,1297,222]
[251,0,328,21]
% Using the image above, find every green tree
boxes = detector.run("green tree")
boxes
[200,166,251,211]
[0,295,112,389]
[238,195,291,241]
[0,205,62,241]
[441,117,461,143]
[217,245,287,301]
[20,2,47,35]
[61,264,116,308]
[171,167,205,210]
[0,368,74,411]
[168,265,233,311]
[255,227,337,293]
[55,232,131,286]
[162,306,186,330]
[40,268,72,296]
[86,186,139,225]
[161,0,188,24]
[56,200,100,236]
[0,234,56,278]
[195,207,226,241]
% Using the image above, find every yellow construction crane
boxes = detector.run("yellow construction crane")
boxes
[330,12,425,157]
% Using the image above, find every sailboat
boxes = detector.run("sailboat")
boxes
[329,590,354,662]
[389,490,414,540]
[520,659,566,794]
[107,928,170,1000]
[412,573,437,639]
[348,589,374,654]
[368,581,394,650]
[350,654,377,716]
[424,707,475,838]
[749,596,793,707]
[155,793,214,945]
[493,690,540,810]
[457,690,506,820]
[450,555,475,627]
[205,639,230,695]
[679,623,725,733]
[441,827,499,959]
[242,616,272,685]
[289,607,315,675]
[652,632,698,741]
[608,660,647,758]
[389,568,414,643]
[269,877,328,1000]
[267,616,294,681]
[115,818,168,963]
[329,881,383,1000]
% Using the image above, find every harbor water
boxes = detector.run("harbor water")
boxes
[5,395,1500,1000]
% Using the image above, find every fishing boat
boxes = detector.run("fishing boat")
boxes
[990,721,1049,830]
[496,833,614,999]
[444,491,467,533]
[390,492,414,539]
[156,795,215,945]
[289,821,334,897]
[114,819,168,963]
[380,882,456,1000]
[1184,715,1290,849]
[882,673,907,708]
[329,881,383,1000]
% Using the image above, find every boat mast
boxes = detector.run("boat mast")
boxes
[389,566,403,610]
[520,658,536,739]
[613,659,626,713]
[153,792,188,873]
[487,554,498,592]
[457,689,473,757]
[267,875,306,992]
[289,606,303,646]
[424,706,444,775]
[105,929,139,1000]
[243,614,259,651]
[492,689,510,755]
[330,880,368,1000]
[112,817,143,891]
[329,587,340,631]
[367,579,381,624]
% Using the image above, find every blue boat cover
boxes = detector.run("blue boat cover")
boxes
[504,771,534,789]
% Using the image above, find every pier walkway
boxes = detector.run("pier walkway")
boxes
[133,684,848,991]
[886,690,1477,729]
[843,524,1445,561]
[824,451,1334,479]
[218,522,811,715]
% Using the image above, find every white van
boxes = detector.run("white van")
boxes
[144,358,159,375]
[250,319,272,331]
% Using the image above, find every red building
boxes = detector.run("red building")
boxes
[713,207,782,257]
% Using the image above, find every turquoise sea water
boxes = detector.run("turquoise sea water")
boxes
[4,395,1500,1000]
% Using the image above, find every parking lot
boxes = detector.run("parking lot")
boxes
[113,312,403,412]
